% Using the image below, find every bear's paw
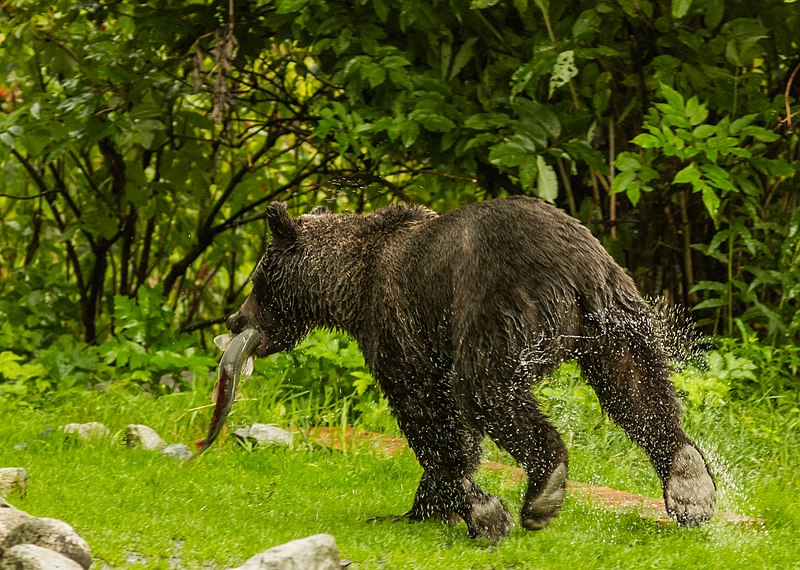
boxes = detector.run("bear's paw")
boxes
[467,495,512,540]
[521,462,567,531]
[665,444,716,526]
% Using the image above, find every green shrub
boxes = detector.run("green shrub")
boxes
[0,283,216,401]
[613,84,799,344]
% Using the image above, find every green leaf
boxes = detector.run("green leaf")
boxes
[704,0,724,28]
[630,133,661,148]
[626,182,641,206]
[549,50,579,98]
[276,0,310,14]
[609,169,637,195]
[463,132,501,152]
[684,96,708,125]
[449,38,478,80]
[691,280,728,293]
[694,298,728,310]
[535,155,558,202]
[518,157,538,189]
[488,139,533,168]
[387,67,413,89]
[0,132,15,149]
[401,120,420,148]
[692,124,716,139]
[131,119,164,150]
[729,113,757,134]
[464,113,510,130]
[513,98,561,147]
[408,112,455,133]
[701,184,721,219]
[751,157,796,177]
[614,152,642,171]
[573,9,601,38]
[510,56,554,101]
[700,163,736,193]
[674,162,701,184]
[672,0,692,18]
[740,125,780,142]
[361,62,386,88]
[563,140,608,174]
[659,83,685,112]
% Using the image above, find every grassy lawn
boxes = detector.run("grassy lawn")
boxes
[2,377,798,569]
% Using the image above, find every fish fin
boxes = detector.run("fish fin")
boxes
[211,379,220,404]
[242,355,254,377]
[213,333,234,351]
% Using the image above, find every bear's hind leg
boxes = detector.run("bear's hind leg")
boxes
[580,336,716,526]
[476,386,569,531]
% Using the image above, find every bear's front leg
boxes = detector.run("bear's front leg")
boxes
[460,478,513,540]
[402,472,462,525]
[403,471,512,539]
[380,397,511,537]
[372,470,512,539]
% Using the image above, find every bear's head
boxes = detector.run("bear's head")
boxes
[226,202,312,356]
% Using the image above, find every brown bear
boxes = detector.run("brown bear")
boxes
[226,196,716,539]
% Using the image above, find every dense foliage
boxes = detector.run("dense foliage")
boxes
[1,0,798,398]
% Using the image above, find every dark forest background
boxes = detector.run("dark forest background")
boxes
[1,0,798,398]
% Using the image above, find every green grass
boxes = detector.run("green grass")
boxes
[2,377,799,569]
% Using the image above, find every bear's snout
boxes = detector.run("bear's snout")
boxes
[227,294,260,333]
[226,311,248,333]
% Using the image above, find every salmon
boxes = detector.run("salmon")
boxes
[182,327,260,464]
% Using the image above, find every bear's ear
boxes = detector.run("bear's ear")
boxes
[266,202,298,242]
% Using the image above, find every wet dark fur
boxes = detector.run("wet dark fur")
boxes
[227,196,715,538]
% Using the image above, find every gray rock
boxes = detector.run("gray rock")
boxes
[160,444,192,460]
[0,468,27,498]
[4,517,91,569]
[158,370,194,392]
[0,543,84,570]
[233,424,294,448]
[124,425,166,451]
[60,422,110,441]
[229,534,340,570]
[0,502,33,547]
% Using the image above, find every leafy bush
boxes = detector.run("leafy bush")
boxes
[613,84,799,344]
[96,285,216,390]
[240,329,378,427]
[0,282,216,401]
[713,330,800,401]
[0,266,378,422]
